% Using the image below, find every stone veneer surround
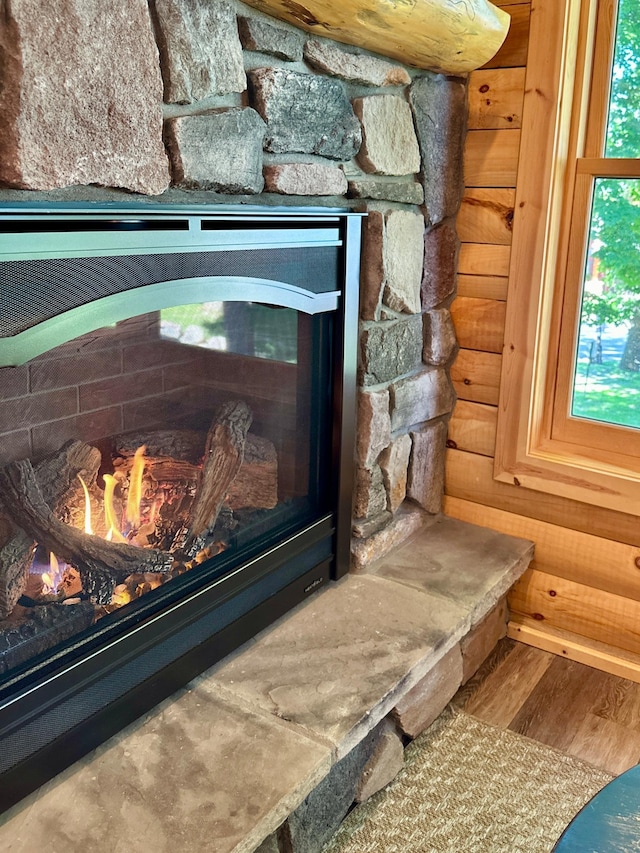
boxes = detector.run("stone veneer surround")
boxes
[0,6,524,850]
[0,0,466,568]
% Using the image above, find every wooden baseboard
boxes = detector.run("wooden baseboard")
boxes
[508,618,640,684]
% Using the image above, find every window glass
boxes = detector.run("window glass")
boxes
[570,0,640,430]
[604,0,640,158]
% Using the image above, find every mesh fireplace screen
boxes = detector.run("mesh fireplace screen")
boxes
[0,246,339,337]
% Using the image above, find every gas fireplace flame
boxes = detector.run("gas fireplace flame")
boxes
[42,552,61,595]
[77,475,94,535]
[72,446,148,547]
[102,473,127,543]
[126,445,146,528]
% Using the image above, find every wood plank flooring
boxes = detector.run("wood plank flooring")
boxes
[453,639,640,776]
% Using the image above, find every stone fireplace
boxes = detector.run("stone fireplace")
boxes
[0,0,469,818]
[0,204,363,810]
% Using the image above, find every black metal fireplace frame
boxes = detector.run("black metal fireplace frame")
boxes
[0,203,362,812]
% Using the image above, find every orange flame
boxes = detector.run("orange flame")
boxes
[126,445,146,528]
[102,474,127,543]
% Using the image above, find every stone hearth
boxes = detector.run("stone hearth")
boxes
[0,517,533,852]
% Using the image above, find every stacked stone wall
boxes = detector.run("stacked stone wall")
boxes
[0,0,468,569]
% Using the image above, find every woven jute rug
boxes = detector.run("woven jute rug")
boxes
[322,709,613,853]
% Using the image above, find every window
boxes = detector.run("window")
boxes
[494,0,640,514]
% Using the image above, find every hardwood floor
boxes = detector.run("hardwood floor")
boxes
[453,638,640,776]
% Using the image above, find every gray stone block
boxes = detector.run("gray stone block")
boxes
[357,388,391,468]
[390,369,455,431]
[359,315,423,386]
[0,0,169,194]
[253,834,280,853]
[238,15,304,61]
[303,40,411,87]
[408,420,448,513]
[348,178,424,205]
[281,726,381,853]
[353,95,421,176]
[152,0,246,103]
[354,464,388,520]
[379,434,412,513]
[423,308,458,366]
[410,73,468,224]
[351,506,424,570]
[165,108,266,192]
[248,67,361,160]
[352,511,393,540]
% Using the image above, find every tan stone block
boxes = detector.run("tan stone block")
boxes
[353,95,421,176]
[0,0,169,194]
[348,179,424,205]
[460,598,509,684]
[390,369,455,432]
[367,516,533,627]
[263,162,347,196]
[0,683,331,853]
[304,40,411,87]
[392,644,463,738]
[421,219,459,310]
[383,209,425,315]
[410,75,467,225]
[205,574,468,757]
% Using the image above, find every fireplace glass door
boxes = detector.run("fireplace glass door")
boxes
[0,298,332,678]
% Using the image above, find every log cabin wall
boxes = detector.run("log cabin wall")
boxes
[446,0,640,680]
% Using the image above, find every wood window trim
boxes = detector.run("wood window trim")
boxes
[493,0,640,515]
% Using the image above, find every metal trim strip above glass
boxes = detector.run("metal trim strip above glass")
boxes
[0,220,342,261]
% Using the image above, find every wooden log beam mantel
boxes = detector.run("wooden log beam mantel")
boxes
[241,0,510,74]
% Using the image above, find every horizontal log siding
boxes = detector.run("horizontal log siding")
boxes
[449,0,640,679]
